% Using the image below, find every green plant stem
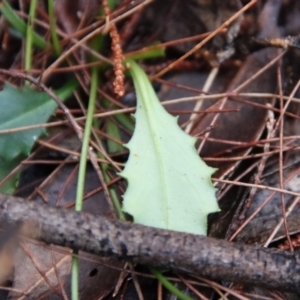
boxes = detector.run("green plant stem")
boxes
[126,47,165,60]
[75,68,98,212]
[110,185,126,220]
[71,258,80,300]
[48,0,62,55]
[96,100,125,220]
[25,0,38,72]
[70,0,121,296]
[106,121,123,153]
[150,268,195,300]
[115,112,135,132]
[100,158,126,221]
[72,67,98,300]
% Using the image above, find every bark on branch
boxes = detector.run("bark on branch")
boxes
[0,193,299,292]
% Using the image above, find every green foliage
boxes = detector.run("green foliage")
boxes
[121,60,220,235]
[150,268,194,300]
[106,121,123,153]
[0,157,20,194]
[0,1,47,49]
[0,82,76,193]
[0,84,57,160]
[48,0,62,55]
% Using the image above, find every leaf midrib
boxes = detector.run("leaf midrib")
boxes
[136,70,170,228]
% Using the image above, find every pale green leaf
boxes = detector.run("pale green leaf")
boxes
[120,60,220,235]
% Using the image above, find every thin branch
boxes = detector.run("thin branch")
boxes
[0,193,299,293]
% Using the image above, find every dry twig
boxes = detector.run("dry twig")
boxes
[0,193,299,293]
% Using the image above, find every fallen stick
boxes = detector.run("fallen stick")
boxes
[0,193,299,292]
